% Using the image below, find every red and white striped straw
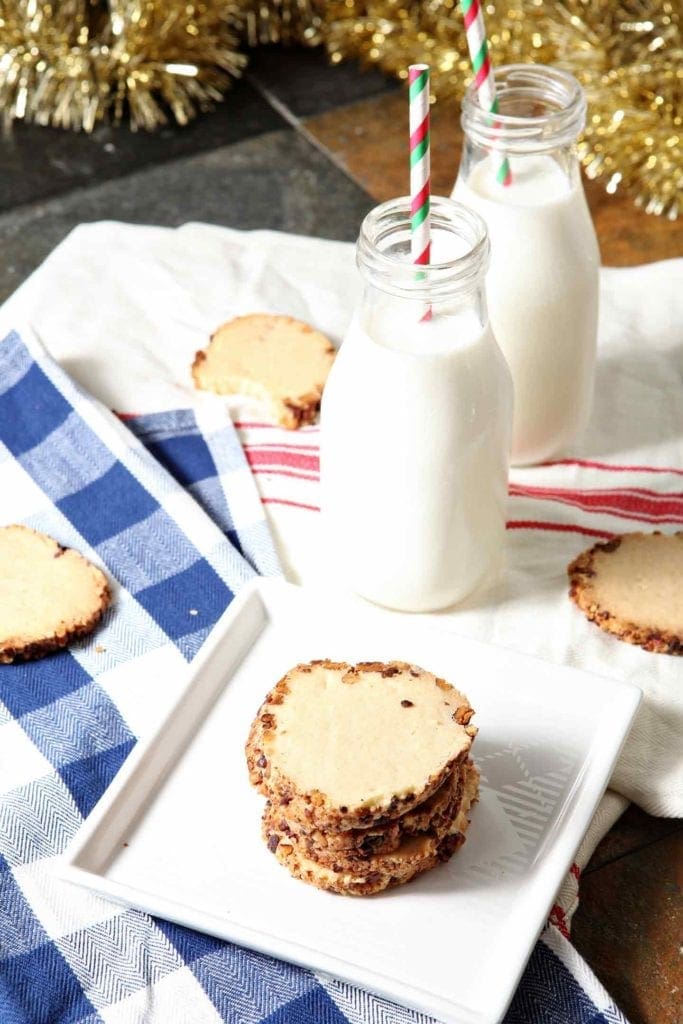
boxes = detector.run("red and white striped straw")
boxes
[409,64,431,268]
[461,0,512,187]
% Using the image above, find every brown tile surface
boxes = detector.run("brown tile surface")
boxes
[572,833,683,1024]
[586,805,683,875]
[304,91,683,267]
[304,92,457,208]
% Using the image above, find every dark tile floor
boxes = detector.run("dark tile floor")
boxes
[246,45,399,118]
[0,129,372,301]
[0,78,282,213]
[0,44,680,1024]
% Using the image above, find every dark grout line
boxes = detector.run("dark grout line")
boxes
[583,824,683,877]
[245,72,375,201]
[243,74,303,131]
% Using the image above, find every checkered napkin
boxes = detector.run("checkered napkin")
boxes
[0,325,628,1024]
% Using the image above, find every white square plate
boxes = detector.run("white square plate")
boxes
[61,578,640,1024]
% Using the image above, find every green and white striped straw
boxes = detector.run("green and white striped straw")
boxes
[409,64,433,320]
[409,63,432,267]
[461,0,512,187]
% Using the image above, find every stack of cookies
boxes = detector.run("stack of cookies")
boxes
[245,659,479,896]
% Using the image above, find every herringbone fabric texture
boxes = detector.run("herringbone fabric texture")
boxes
[0,328,628,1023]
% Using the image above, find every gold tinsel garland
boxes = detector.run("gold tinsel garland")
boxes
[0,1,247,131]
[0,0,680,217]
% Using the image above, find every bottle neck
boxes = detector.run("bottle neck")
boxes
[458,135,582,198]
[357,278,489,351]
[460,64,586,157]
[458,66,586,201]
[356,195,490,308]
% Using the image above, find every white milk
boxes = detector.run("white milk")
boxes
[455,154,599,465]
[320,305,512,612]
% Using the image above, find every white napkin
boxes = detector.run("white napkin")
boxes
[2,222,681,837]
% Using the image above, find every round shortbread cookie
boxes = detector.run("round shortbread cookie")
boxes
[265,763,463,862]
[568,532,683,655]
[245,659,476,832]
[265,762,479,896]
[0,525,111,663]
[191,314,335,430]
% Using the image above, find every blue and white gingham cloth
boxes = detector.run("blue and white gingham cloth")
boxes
[0,328,628,1024]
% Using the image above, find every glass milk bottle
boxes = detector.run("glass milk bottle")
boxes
[453,65,600,466]
[320,197,513,613]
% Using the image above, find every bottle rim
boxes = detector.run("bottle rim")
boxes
[461,64,586,153]
[356,196,490,300]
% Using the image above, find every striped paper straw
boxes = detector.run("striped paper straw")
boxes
[409,63,431,270]
[461,0,512,187]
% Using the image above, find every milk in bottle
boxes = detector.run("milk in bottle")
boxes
[320,197,513,612]
[454,65,600,466]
